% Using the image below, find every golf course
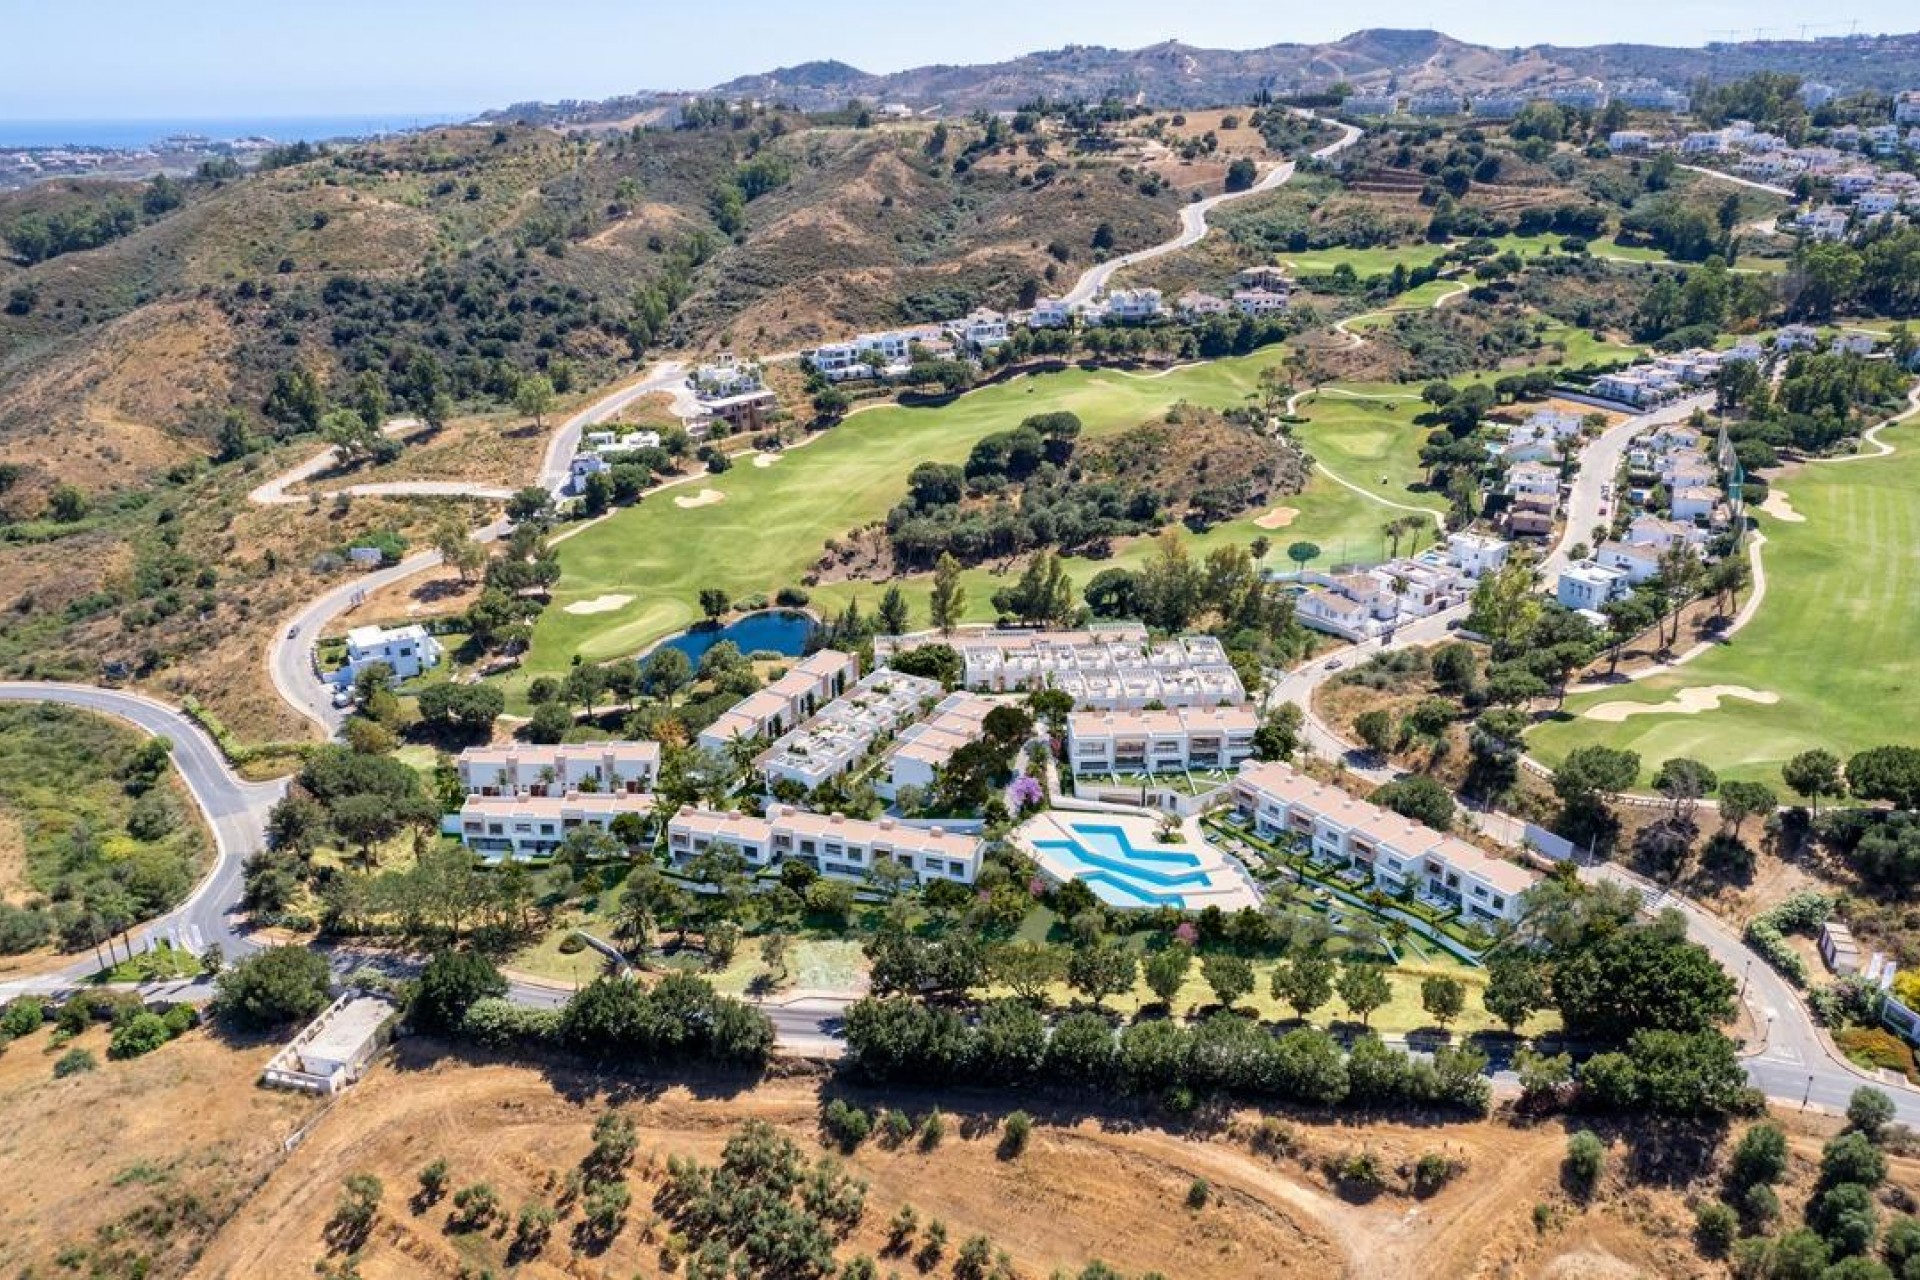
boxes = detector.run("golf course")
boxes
[1529,409,1920,786]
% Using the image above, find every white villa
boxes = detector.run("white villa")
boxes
[696,650,860,754]
[806,328,935,381]
[1608,130,1653,152]
[1066,704,1258,777]
[1028,296,1075,328]
[1177,291,1231,318]
[454,792,656,860]
[456,742,660,796]
[1555,560,1631,612]
[1088,288,1164,325]
[1231,287,1291,317]
[753,668,943,793]
[945,308,1009,351]
[667,806,981,885]
[691,355,764,399]
[1505,460,1561,500]
[1294,532,1510,642]
[880,627,1245,709]
[1798,206,1853,241]
[340,624,442,684]
[879,692,995,800]
[1230,761,1536,925]
[1594,540,1665,585]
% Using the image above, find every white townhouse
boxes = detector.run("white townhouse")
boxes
[1342,93,1398,117]
[1543,80,1608,111]
[1594,541,1665,585]
[455,792,655,860]
[1866,125,1903,157]
[1028,296,1075,328]
[1555,560,1631,612]
[1858,189,1902,217]
[1833,170,1880,198]
[1067,704,1257,777]
[1681,131,1727,155]
[1799,82,1837,109]
[456,742,660,797]
[1671,486,1720,524]
[1407,91,1463,117]
[945,308,1009,351]
[696,650,860,754]
[1627,514,1709,550]
[1094,288,1163,325]
[1231,287,1290,318]
[1230,761,1536,924]
[753,668,943,794]
[667,806,982,885]
[1177,291,1231,319]
[1505,460,1561,500]
[1613,83,1689,112]
[807,328,933,381]
[1608,130,1653,153]
[886,627,1246,710]
[879,692,995,800]
[341,624,442,684]
[1469,93,1526,119]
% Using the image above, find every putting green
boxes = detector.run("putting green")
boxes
[1529,412,1920,786]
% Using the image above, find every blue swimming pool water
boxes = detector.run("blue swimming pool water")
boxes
[1031,821,1225,909]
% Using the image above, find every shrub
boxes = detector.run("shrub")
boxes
[822,1098,872,1152]
[214,945,331,1028]
[458,997,560,1048]
[52,1047,97,1078]
[775,586,811,607]
[1000,1110,1032,1159]
[1835,1027,1917,1079]
[108,1012,173,1060]
[417,1158,451,1205]
[1564,1130,1606,1197]
[919,1108,946,1151]
[882,1107,914,1146]
[1730,1122,1789,1187]
[1695,1200,1738,1256]
[1,997,44,1039]
[1848,1087,1898,1141]
[1186,1178,1210,1209]
[1742,892,1835,988]
[1411,1153,1462,1197]
[412,950,507,1033]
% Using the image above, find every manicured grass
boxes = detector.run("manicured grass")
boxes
[1530,414,1920,786]
[92,943,204,984]
[1282,242,1451,276]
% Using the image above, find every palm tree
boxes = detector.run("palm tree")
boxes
[1383,519,1405,559]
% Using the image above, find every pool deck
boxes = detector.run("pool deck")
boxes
[1013,809,1262,912]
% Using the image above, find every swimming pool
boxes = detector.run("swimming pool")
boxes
[1030,821,1235,909]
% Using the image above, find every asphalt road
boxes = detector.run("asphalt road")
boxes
[0,683,283,997]
[1060,111,1362,306]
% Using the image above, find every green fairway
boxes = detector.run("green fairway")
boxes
[1529,413,1920,786]
[1282,242,1452,276]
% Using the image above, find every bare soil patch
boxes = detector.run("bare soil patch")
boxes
[0,800,26,905]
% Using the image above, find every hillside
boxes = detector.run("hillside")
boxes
[491,28,1920,126]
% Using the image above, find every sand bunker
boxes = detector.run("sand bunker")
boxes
[674,488,726,509]
[1254,506,1300,530]
[562,593,633,616]
[752,452,783,468]
[1583,684,1780,723]
[1759,489,1804,523]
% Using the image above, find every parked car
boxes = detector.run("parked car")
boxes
[330,688,354,709]
[286,625,299,639]
[1323,658,1344,671]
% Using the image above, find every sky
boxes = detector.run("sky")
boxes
[4,0,1915,120]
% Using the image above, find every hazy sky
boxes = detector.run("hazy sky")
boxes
[5,0,1913,119]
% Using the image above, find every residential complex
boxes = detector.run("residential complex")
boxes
[696,649,860,754]
[1294,532,1511,642]
[454,792,656,860]
[455,742,660,796]
[879,692,996,799]
[880,626,1244,709]
[667,806,982,885]
[1066,704,1258,777]
[1229,761,1537,925]
[752,668,944,793]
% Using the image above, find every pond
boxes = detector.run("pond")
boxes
[652,609,818,666]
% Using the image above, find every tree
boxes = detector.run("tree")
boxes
[1717,779,1777,838]
[1653,756,1718,826]
[1847,746,1920,811]
[930,553,967,634]
[1553,745,1641,830]
[877,585,911,635]
[1551,926,1735,1044]
[1371,775,1455,830]
[1285,541,1321,571]
[1783,748,1845,816]
[330,1173,383,1249]
[698,587,731,622]
[214,945,331,1029]
[1224,157,1258,191]
[413,949,507,1033]
[1847,1086,1897,1142]
[990,942,1066,1004]
[1141,945,1192,1008]
[1271,951,1336,1021]
[1065,941,1136,1009]
[46,483,89,522]
[1201,953,1255,1010]
[642,647,693,704]
[513,374,556,428]
[1252,703,1304,763]
[1420,974,1465,1029]
[1354,709,1397,758]
[1337,963,1392,1027]
[1730,1122,1790,1188]
[526,701,573,744]
[1481,953,1545,1034]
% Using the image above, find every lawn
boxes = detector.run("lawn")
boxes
[1529,413,1920,787]
[1282,242,1452,276]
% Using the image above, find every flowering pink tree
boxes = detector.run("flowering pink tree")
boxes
[1009,775,1045,813]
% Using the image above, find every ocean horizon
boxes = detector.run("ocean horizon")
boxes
[0,113,474,150]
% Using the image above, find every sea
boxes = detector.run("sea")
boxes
[0,113,473,149]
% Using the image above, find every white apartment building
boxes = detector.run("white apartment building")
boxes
[879,692,995,800]
[667,805,982,884]
[696,649,860,754]
[1897,91,1920,126]
[456,742,660,796]
[1407,91,1463,117]
[1177,291,1231,318]
[893,628,1244,709]
[1469,93,1526,119]
[341,624,443,684]
[1028,297,1075,328]
[455,792,656,860]
[691,355,764,399]
[753,668,943,793]
[1608,130,1653,152]
[1342,94,1398,116]
[1067,704,1258,777]
[1543,81,1608,110]
[1612,84,1689,112]
[1230,761,1536,924]
[1799,82,1836,109]
[1797,207,1852,242]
